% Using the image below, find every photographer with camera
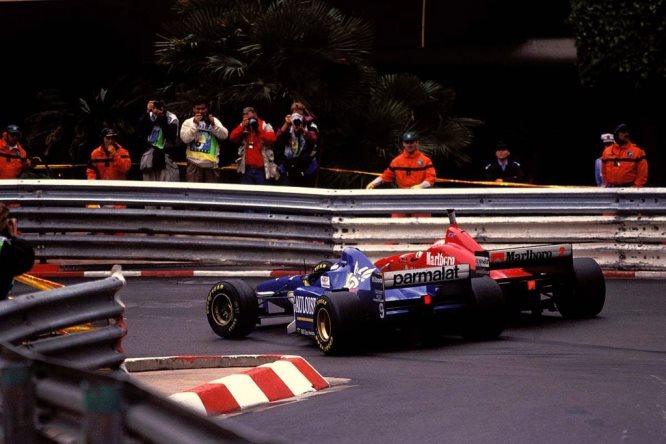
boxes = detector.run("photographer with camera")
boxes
[86,128,132,180]
[229,106,278,185]
[0,203,35,300]
[180,98,228,183]
[139,99,181,182]
[275,106,320,187]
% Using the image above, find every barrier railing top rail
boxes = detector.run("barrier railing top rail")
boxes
[0,267,128,370]
[2,179,665,215]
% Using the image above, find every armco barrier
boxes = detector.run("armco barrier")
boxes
[1,180,665,271]
[333,215,666,271]
[0,266,127,371]
[0,344,262,443]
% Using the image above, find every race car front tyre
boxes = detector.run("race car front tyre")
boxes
[313,292,361,355]
[554,257,606,319]
[206,279,258,339]
[461,276,506,341]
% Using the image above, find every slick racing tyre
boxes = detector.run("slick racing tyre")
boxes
[206,279,258,339]
[461,276,506,341]
[555,257,606,319]
[313,292,361,355]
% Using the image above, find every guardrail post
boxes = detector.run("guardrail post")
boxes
[81,380,123,444]
[0,361,36,444]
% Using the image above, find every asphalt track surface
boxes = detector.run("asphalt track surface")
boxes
[25,278,666,443]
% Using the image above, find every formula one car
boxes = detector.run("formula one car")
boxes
[374,210,606,319]
[206,247,506,354]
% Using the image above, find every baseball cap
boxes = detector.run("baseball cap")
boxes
[496,141,509,151]
[101,128,118,138]
[5,124,21,135]
[600,133,614,144]
[614,123,629,134]
[402,131,418,142]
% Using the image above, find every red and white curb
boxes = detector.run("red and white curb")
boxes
[125,355,330,416]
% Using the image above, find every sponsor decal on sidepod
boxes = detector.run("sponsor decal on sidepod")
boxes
[384,264,470,289]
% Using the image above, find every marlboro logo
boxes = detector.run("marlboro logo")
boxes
[490,252,505,263]
[488,245,571,265]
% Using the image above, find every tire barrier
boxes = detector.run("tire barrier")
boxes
[0,266,127,371]
[0,344,262,443]
[1,180,665,271]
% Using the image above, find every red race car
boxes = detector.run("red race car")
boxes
[375,210,605,319]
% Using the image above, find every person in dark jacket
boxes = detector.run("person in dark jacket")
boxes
[484,142,525,183]
[0,203,35,300]
[274,107,320,187]
[139,99,181,182]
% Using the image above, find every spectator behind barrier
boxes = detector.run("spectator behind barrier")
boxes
[86,128,132,180]
[483,141,525,184]
[180,98,228,183]
[595,133,614,187]
[0,125,31,179]
[139,99,181,182]
[601,123,648,187]
[229,106,278,185]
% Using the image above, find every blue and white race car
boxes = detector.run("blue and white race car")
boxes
[206,247,505,354]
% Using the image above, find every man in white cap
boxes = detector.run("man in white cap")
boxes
[595,133,614,187]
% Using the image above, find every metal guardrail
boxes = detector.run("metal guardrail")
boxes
[0,266,127,371]
[2,179,666,215]
[0,344,260,443]
[1,180,665,270]
[0,270,264,443]
[332,215,666,271]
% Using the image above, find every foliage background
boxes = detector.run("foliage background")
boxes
[2,0,664,185]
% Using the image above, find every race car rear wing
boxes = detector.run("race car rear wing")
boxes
[383,264,470,289]
[474,244,573,275]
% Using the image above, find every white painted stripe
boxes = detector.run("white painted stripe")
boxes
[263,360,315,395]
[210,374,269,409]
[635,271,666,279]
[193,270,273,277]
[83,271,112,277]
[168,392,207,414]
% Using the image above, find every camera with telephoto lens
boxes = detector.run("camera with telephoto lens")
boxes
[249,118,259,131]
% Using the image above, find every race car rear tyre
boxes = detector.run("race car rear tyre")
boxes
[206,279,258,339]
[461,276,506,341]
[313,292,361,355]
[555,257,606,319]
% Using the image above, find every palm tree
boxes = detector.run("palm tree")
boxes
[155,0,376,116]
[25,78,150,174]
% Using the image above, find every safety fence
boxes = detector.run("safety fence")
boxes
[0,267,127,371]
[0,269,262,443]
[0,344,259,443]
[1,180,665,270]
